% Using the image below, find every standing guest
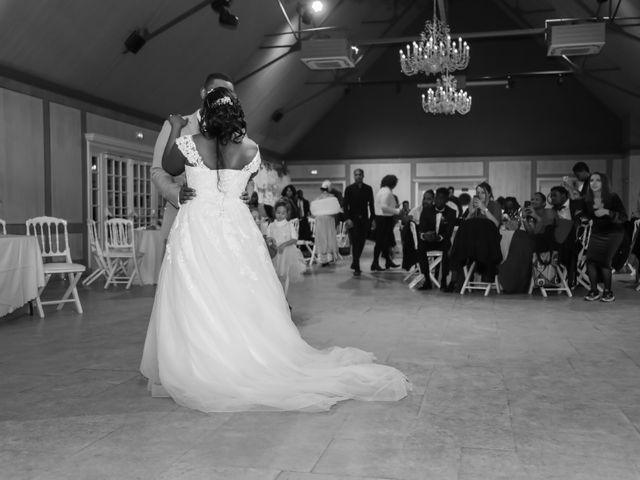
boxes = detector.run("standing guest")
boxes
[401,200,411,216]
[267,201,307,294]
[565,161,591,200]
[296,189,312,241]
[310,180,342,267]
[372,175,402,271]
[280,184,299,220]
[583,172,627,302]
[343,169,376,276]
[417,188,457,291]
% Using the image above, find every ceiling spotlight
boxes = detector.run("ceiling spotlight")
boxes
[211,0,239,28]
[557,73,564,86]
[298,1,323,25]
[124,29,148,54]
[506,75,514,89]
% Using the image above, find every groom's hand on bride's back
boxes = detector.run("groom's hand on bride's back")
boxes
[240,191,249,203]
[179,184,196,205]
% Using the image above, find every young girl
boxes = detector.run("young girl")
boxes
[267,201,306,294]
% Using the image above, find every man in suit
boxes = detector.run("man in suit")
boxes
[343,169,375,276]
[152,73,238,240]
[417,187,457,291]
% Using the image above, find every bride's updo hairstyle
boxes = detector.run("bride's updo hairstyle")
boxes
[199,87,246,171]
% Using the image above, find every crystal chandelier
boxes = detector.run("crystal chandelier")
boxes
[399,1,469,76]
[421,72,472,115]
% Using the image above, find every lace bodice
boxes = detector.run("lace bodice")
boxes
[176,135,261,202]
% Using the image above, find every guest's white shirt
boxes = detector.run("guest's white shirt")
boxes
[375,187,399,216]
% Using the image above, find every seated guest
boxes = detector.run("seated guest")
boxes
[502,196,521,231]
[522,192,549,234]
[447,186,462,216]
[458,192,472,221]
[583,172,627,302]
[280,184,300,220]
[467,182,502,227]
[401,200,411,216]
[450,182,503,287]
[408,190,434,224]
[417,188,457,291]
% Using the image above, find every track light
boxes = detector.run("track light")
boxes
[211,0,239,28]
[505,75,514,89]
[124,29,148,54]
[297,1,324,25]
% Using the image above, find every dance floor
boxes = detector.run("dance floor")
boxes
[2,247,640,480]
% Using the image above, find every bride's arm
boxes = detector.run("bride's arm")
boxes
[162,115,188,176]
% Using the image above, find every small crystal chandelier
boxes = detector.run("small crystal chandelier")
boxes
[399,1,469,76]
[422,72,472,115]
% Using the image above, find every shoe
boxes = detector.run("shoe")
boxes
[584,290,601,301]
[443,284,456,293]
[353,269,361,277]
[371,263,383,272]
[321,262,330,267]
[418,283,432,291]
[385,261,400,269]
[600,290,615,302]
[350,263,357,270]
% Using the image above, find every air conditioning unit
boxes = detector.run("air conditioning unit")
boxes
[300,38,356,70]
[546,20,605,56]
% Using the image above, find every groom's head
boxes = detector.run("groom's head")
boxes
[201,73,234,99]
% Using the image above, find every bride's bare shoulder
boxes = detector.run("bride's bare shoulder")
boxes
[240,137,259,163]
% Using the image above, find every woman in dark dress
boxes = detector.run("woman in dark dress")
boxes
[583,172,627,302]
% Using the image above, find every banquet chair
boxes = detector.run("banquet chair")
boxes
[404,222,443,289]
[0,218,6,234]
[335,221,347,261]
[25,216,86,318]
[575,221,593,290]
[528,251,573,298]
[460,261,501,296]
[82,220,110,287]
[293,218,317,266]
[104,218,141,289]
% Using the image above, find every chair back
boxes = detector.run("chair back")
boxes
[0,218,6,235]
[25,216,72,262]
[291,218,300,236]
[104,218,135,253]
[309,217,316,236]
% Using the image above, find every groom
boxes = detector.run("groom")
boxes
[152,73,238,239]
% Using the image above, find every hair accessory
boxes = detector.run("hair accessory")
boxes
[213,96,233,107]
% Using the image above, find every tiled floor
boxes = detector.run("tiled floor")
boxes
[2,248,640,480]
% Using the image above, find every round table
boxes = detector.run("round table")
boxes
[0,235,45,317]
[134,229,165,285]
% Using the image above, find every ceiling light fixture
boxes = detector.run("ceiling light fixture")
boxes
[298,1,324,25]
[399,0,470,77]
[211,0,239,27]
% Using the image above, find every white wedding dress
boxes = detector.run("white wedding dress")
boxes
[140,135,410,412]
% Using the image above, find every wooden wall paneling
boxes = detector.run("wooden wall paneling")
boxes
[415,161,484,178]
[50,102,82,222]
[0,88,45,222]
[86,113,159,148]
[537,158,607,176]
[488,160,532,199]
[287,163,346,180]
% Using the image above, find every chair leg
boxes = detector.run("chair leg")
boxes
[34,274,50,318]
[104,259,115,289]
[494,276,501,294]
[460,262,476,295]
[71,273,84,313]
[127,257,142,289]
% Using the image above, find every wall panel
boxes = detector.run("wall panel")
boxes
[50,102,82,222]
[86,113,158,148]
[488,161,531,199]
[415,161,484,178]
[350,163,412,212]
[288,163,346,180]
[0,88,45,222]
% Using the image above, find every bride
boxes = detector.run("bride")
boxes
[140,87,410,412]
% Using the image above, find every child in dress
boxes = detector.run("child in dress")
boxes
[267,201,306,294]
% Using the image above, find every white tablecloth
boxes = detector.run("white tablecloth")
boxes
[134,229,165,285]
[0,235,45,317]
